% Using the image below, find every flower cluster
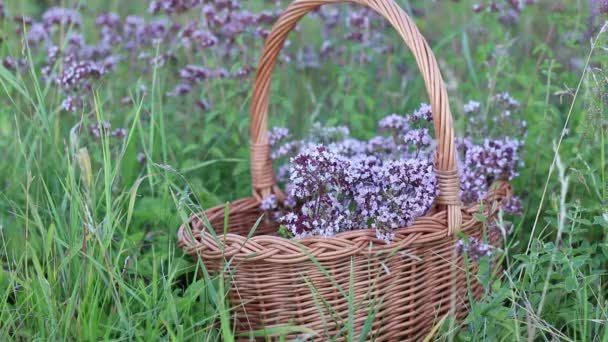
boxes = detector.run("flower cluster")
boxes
[276,146,437,240]
[89,122,128,140]
[456,237,493,260]
[472,1,540,27]
[458,137,522,203]
[265,96,525,241]
[458,93,526,207]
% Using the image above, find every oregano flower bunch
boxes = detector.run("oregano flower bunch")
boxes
[264,96,525,242]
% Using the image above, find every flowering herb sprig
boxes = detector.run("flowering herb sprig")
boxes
[265,97,525,242]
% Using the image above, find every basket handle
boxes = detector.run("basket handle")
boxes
[249,0,461,235]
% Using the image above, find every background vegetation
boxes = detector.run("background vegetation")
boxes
[0,0,606,340]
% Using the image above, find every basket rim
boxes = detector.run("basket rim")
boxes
[177,182,512,263]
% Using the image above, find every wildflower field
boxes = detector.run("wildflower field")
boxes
[0,0,607,340]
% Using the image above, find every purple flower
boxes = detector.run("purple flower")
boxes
[148,0,203,14]
[232,65,253,79]
[166,83,192,97]
[27,23,48,45]
[260,195,278,211]
[137,152,147,165]
[288,145,350,199]
[350,157,437,240]
[65,33,85,49]
[61,96,79,112]
[309,122,350,143]
[89,122,110,138]
[458,136,522,204]
[494,92,520,109]
[57,60,106,89]
[189,30,218,48]
[457,237,493,260]
[268,127,290,146]
[96,12,121,29]
[265,94,523,239]
[347,12,367,29]
[278,145,355,237]
[502,196,523,216]
[464,100,481,114]
[402,128,432,148]
[379,114,410,133]
[412,103,433,122]
[42,7,82,29]
[194,99,210,111]
[345,32,364,42]
[111,128,128,139]
[364,136,397,156]
[256,11,277,25]
[472,4,486,12]
[178,64,211,83]
[2,56,23,71]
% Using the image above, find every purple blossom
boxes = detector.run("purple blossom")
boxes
[188,30,218,48]
[278,145,355,238]
[265,92,524,239]
[111,128,128,139]
[57,60,106,89]
[402,128,432,148]
[379,114,410,133]
[345,32,364,42]
[96,12,121,29]
[347,12,368,29]
[350,157,437,240]
[288,145,350,199]
[233,65,253,79]
[260,194,278,211]
[66,32,85,49]
[256,11,278,25]
[42,7,82,29]
[464,100,481,114]
[412,103,433,122]
[458,136,522,203]
[330,138,368,157]
[472,4,486,12]
[89,122,111,138]
[502,196,523,216]
[2,56,24,71]
[194,99,210,111]
[364,136,397,157]
[121,96,133,105]
[13,16,33,35]
[178,64,211,83]
[494,92,520,109]
[499,9,520,26]
[309,122,350,143]
[27,23,48,45]
[61,96,80,112]
[148,0,203,14]
[166,83,192,97]
[457,237,493,260]
[297,46,321,70]
[268,127,290,146]
[137,152,147,165]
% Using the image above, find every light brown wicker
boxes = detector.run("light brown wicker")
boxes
[178,0,512,340]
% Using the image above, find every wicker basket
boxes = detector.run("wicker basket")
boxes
[178,0,512,340]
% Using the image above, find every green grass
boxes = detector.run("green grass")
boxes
[1,0,607,340]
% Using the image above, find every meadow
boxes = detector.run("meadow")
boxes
[0,0,607,340]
